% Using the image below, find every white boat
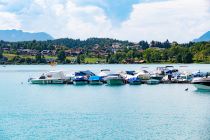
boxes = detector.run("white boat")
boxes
[135,70,150,80]
[29,71,66,84]
[119,71,141,85]
[192,76,210,90]
[104,74,124,85]
[98,69,111,77]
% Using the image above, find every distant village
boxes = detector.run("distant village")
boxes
[0,38,209,64]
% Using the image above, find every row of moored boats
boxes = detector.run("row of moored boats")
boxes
[28,66,210,90]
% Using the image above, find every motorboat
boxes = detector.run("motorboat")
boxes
[147,79,160,85]
[104,74,125,85]
[88,76,103,85]
[135,70,150,80]
[98,69,111,77]
[150,74,163,81]
[120,71,141,85]
[171,71,193,83]
[29,71,67,84]
[72,70,94,85]
[127,77,141,85]
[73,76,88,85]
[98,69,112,83]
[191,76,210,90]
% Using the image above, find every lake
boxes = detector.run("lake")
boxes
[0,64,210,140]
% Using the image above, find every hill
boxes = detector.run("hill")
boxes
[0,29,54,42]
[193,31,210,42]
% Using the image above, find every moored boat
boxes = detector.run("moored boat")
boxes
[104,74,125,85]
[135,70,150,80]
[147,79,160,85]
[88,76,103,85]
[73,76,88,85]
[73,70,95,85]
[191,76,210,90]
[127,77,141,85]
[29,71,67,84]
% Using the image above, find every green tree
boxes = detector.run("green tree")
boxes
[0,49,3,59]
[76,55,84,64]
[57,50,66,62]
[35,53,42,63]
[183,52,193,63]
[175,54,182,63]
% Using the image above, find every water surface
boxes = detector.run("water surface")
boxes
[0,64,210,140]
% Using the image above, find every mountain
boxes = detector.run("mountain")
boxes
[193,31,210,42]
[0,29,54,42]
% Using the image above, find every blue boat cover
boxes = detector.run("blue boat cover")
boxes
[75,70,95,76]
[89,76,102,81]
[128,77,141,82]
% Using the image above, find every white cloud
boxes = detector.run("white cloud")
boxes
[116,0,210,42]
[0,0,209,42]
[16,0,113,39]
[0,12,21,29]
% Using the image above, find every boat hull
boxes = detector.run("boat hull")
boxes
[31,79,64,84]
[129,81,141,85]
[192,77,210,90]
[89,80,103,85]
[107,79,124,85]
[73,80,88,85]
[147,79,160,85]
[193,84,210,90]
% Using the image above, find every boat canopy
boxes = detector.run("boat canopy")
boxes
[75,70,95,76]
[43,71,66,79]
[89,76,102,81]
[128,77,141,82]
[126,71,135,75]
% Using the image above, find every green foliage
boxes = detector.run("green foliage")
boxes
[57,50,66,63]
[0,38,210,64]
[75,55,85,64]
[0,49,3,59]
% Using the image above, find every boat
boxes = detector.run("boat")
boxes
[127,77,141,85]
[104,74,125,85]
[98,69,111,77]
[150,74,163,81]
[29,71,66,84]
[98,69,112,83]
[88,76,103,85]
[120,71,141,85]
[147,79,160,85]
[73,76,88,85]
[191,76,210,90]
[135,70,150,80]
[72,70,94,85]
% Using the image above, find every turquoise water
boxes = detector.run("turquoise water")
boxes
[0,64,210,140]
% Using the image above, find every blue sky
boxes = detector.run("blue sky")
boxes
[0,0,210,42]
[75,0,140,23]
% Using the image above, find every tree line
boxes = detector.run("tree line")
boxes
[0,38,210,64]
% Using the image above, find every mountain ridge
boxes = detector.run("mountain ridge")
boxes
[0,29,54,42]
[193,31,210,42]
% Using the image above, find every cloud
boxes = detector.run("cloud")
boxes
[15,0,113,39]
[0,11,21,29]
[116,0,210,42]
[0,0,209,42]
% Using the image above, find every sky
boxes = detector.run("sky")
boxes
[0,0,210,43]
